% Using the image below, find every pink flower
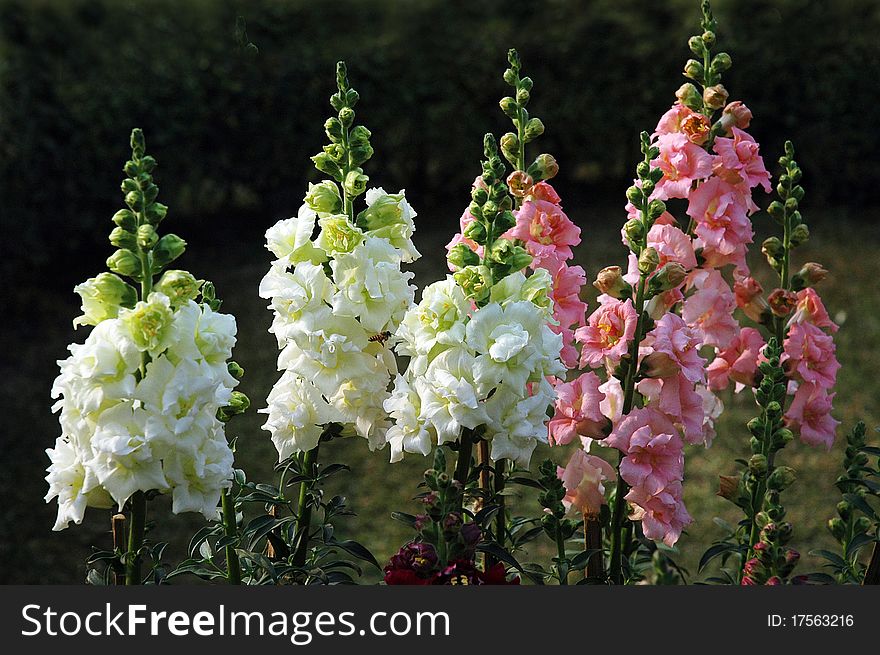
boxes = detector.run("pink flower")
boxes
[712,127,771,192]
[682,268,739,348]
[639,374,707,445]
[647,223,698,270]
[651,132,713,200]
[557,450,616,516]
[551,264,588,329]
[707,327,766,391]
[528,181,561,204]
[783,321,840,389]
[643,313,706,384]
[549,372,608,446]
[507,196,580,271]
[785,382,839,450]
[697,385,723,447]
[626,481,692,547]
[654,103,695,136]
[598,378,624,425]
[553,324,580,370]
[575,297,638,369]
[686,177,754,271]
[604,407,683,492]
[788,288,838,333]
[734,275,769,323]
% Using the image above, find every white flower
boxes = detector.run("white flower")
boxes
[44,437,112,531]
[261,372,342,458]
[265,204,327,265]
[163,429,234,518]
[599,377,625,424]
[259,261,333,342]
[169,301,238,369]
[327,370,392,449]
[314,215,365,256]
[383,375,434,462]
[119,292,176,356]
[489,269,554,319]
[52,319,141,414]
[277,306,377,396]
[85,402,169,507]
[358,188,421,263]
[466,300,544,393]
[418,348,488,444]
[72,272,136,328]
[697,384,723,447]
[330,236,415,333]
[484,379,554,468]
[396,277,470,357]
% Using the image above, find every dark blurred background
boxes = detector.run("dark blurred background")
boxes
[2,0,878,583]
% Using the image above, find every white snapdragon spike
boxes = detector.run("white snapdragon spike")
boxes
[387,269,564,466]
[46,298,240,529]
[260,188,420,459]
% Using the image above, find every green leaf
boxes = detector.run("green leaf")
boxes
[698,543,736,573]
[569,549,603,570]
[810,549,847,569]
[328,539,380,570]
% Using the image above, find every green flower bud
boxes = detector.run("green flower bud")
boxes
[761,237,785,260]
[125,190,145,212]
[836,500,852,521]
[305,180,343,215]
[111,209,137,231]
[447,243,480,270]
[315,215,364,256]
[626,185,644,204]
[154,269,203,307]
[527,153,559,181]
[499,96,517,118]
[524,117,544,141]
[72,272,137,328]
[453,265,492,303]
[790,224,810,247]
[500,132,519,162]
[109,226,137,250]
[228,361,244,379]
[854,516,872,533]
[121,292,175,353]
[647,199,667,220]
[137,224,158,249]
[357,192,407,232]
[827,517,846,541]
[648,262,687,294]
[144,202,167,225]
[675,83,703,111]
[343,169,369,198]
[748,454,768,478]
[767,466,796,491]
[218,391,250,422]
[688,35,705,55]
[494,210,516,233]
[702,30,716,47]
[623,218,645,244]
[638,247,660,275]
[463,218,487,245]
[311,152,342,178]
[151,234,187,270]
[711,52,732,72]
[324,118,343,143]
[516,87,530,105]
[107,249,141,277]
[488,238,532,271]
[683,59,704,81]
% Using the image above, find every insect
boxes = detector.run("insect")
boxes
[368,331,392,344]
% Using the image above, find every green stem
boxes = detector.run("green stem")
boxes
[609,274,648,584]
[453,429,475,492]
[556,525,568,585]
[293,443,321,567]
[494,458,507,552]
[125,491,147,585]
[221,489,242,585]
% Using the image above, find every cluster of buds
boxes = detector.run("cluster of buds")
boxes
[741,521,801,585]
[449,134,531,300]
[383,449,516,585]
[311,63,373,213]
[679,1,732,123]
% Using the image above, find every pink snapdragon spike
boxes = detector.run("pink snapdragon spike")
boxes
[712,127,772,192]
[603,408,684,492]
[686,177,753,272]
[557,449,617,516]
[548,371,607,447]
[626,481,692,547]
[707,327,766,392]
[651,132,713,200]
[575,297,638,369]
[507,185,580,272]
[643,313,706,384]
[784,382,840,450]
[682,268,739,348]
[788,287,838,333]
[647,223,697,270]
[782,321,840,390]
